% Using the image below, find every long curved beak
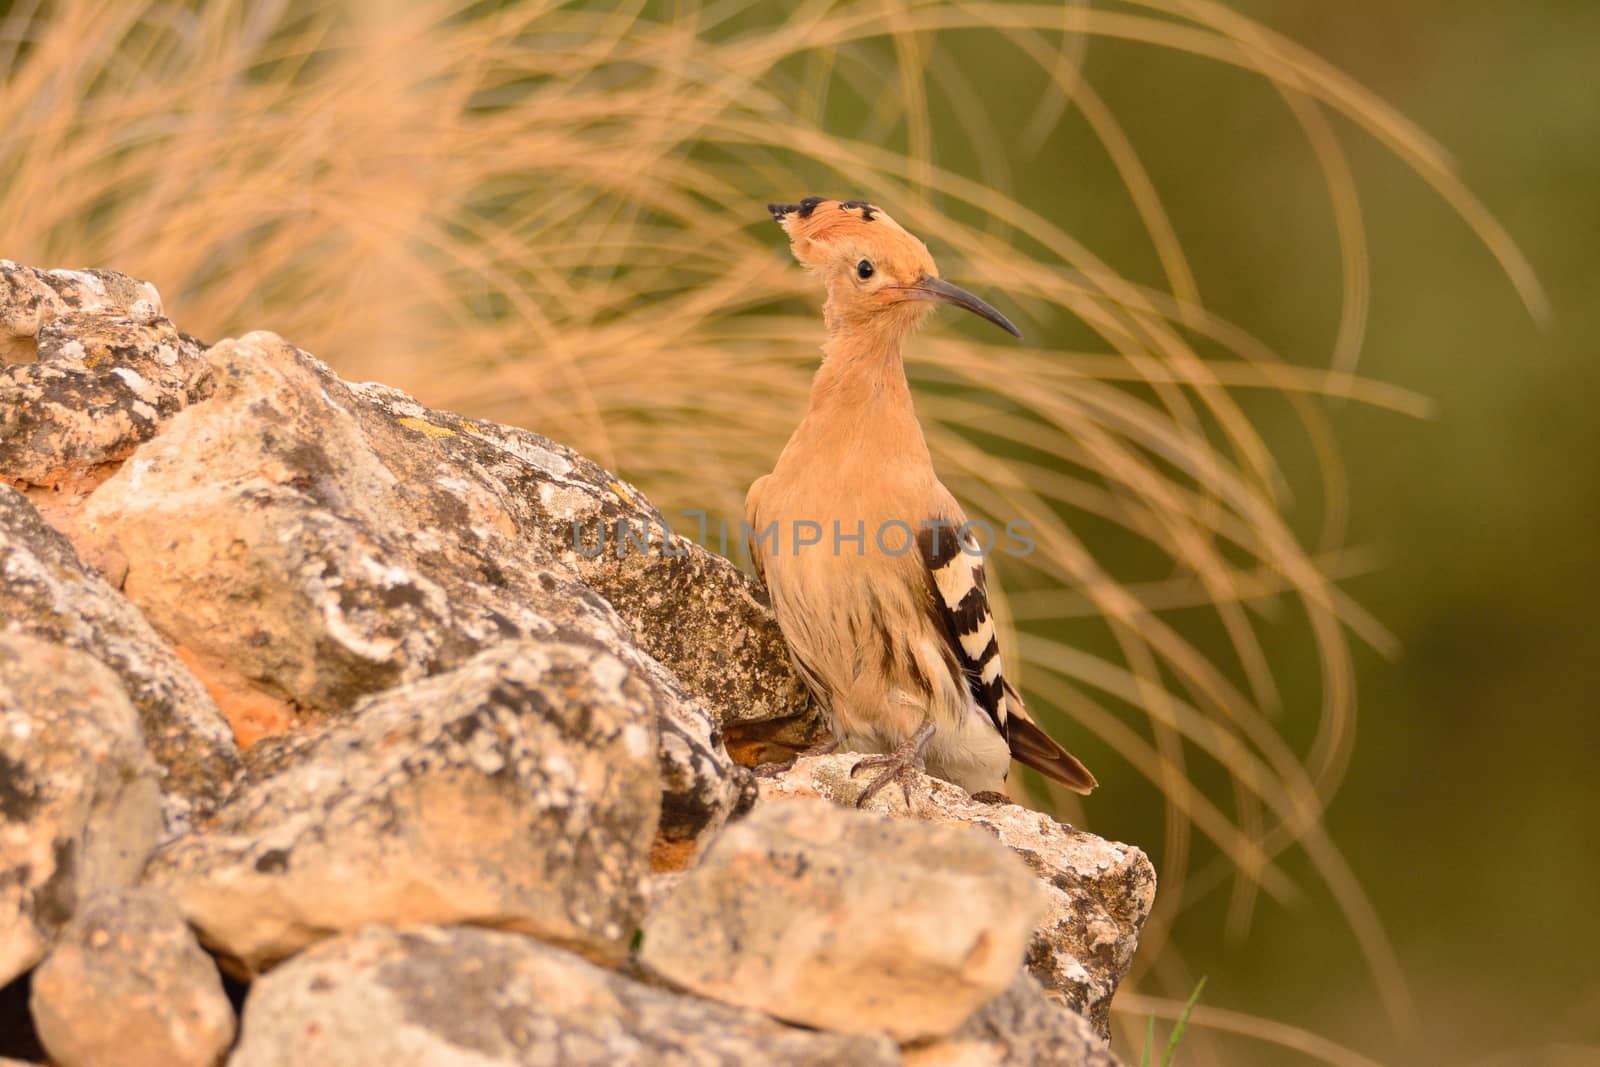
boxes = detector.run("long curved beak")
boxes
[902,274,1022,339]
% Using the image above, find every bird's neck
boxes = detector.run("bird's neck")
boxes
[813,328,911,407]
[785,327,934,475]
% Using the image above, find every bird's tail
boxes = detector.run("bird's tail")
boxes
[1004,680,1097,794]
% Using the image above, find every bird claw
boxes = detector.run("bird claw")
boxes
[850,719,936,809]
[752,757,796,779]
[850,745,925,809]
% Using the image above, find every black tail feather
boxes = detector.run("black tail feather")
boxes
[1007,714,1097,794]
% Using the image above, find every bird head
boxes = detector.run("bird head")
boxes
[768,197,1021,341]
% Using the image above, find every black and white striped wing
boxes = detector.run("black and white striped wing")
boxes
[916,522,1097,794]
[917,523,1010,733]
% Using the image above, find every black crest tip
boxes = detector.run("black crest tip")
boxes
[769,196,828,223]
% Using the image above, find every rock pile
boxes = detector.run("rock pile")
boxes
[1,261,1153,1066]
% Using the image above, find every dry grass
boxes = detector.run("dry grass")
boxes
[0,1,1543,1062]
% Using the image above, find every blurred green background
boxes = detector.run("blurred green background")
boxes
[1061,1,1599,1063]
[5,1,1595,1064]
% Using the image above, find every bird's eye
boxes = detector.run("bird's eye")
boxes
[856,259,874,280]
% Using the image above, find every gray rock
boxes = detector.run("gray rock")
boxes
[29,888,235,1067]
[341,376,818,828]
[1,261,212,486]
[80,330,749,847]
[0,487,240,829]
[424,400,818,749]
[0,636,164,986]
[1,261,169,363]
[905,970,1120,1067]
[145,641,661,972]
[759,755,1155,1038]
[640,798,1046,1041]
[227,924,901,1067]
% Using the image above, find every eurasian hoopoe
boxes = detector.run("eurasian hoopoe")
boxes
[747,196,1096,805]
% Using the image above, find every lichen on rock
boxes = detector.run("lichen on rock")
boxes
[230,924,902,1067]
[72,329,752,848]
[759,753,1155,1039]
[640,798,1049,1041]
[145,641,662,973]
[1,261,212,488]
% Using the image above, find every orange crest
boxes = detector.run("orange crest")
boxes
[767,197,937,281]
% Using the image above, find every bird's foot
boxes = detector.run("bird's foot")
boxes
[752,736,842,779]
[849,720,936,809]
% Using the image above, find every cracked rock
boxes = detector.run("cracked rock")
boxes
[361,379,820,741]
[760,754,1155,1038]
[639,798,1047,1041]
[0,636,163,986]
[904,969,1120,1066]
[0,487,240,829]
[79,331,748,847]
[144,641,661,972]
[229,924,900,1067]
[1,261,212,490]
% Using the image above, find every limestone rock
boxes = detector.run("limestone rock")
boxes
[79,330,748,844]
[0,487,240,828]
[0,636,164,986]
[1,261,212,487]
[904,970,1120,1067]
[229,924,900,1067]
[28,888,235,1067]
[442,408,820,750]
[360,381,820,739]
[1,261,168,362]
[639,798,1047,1041]
[339,375,814,825]
[145,641,661,972]
[760,755,1155,1038]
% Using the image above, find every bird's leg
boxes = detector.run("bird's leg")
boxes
[850,717,936,808]
[752,735,842,778]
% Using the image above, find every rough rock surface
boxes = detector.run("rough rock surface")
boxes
[230,924,901,1067]
[0,487,239,828]
[0,636,164,986]
[77,330,748,846]
[334,375,821,816]
[146,641,660,972]
[760,755,1155,1038]
[904,971,1119,1067]
[0,261,212,487]
[640,799,1047,1041]
[28,888,235,1067]
[380,382,820,747]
